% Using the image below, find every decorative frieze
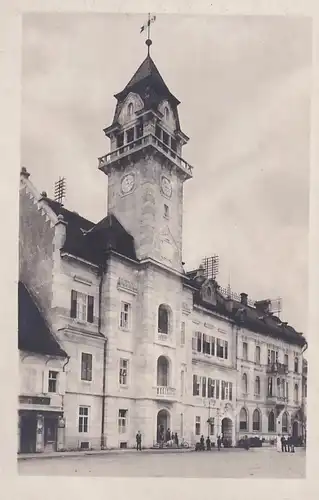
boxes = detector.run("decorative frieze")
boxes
[204,322,215,330]
[117,277,138,295]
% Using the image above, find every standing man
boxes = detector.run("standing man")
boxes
[217,435,222,451]
[136,430,142,451]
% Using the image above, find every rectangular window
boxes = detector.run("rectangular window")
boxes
[203,334,210,354]
[216,380,220,399]
[70,290,94,323]
[155,125,162,140]
[210,336,215,356]
[120,302,131,330]
[202,376,207,398]
[209,418,215,436]
[171,138,177,152]
[164,204,169,218]
[126,128,134,144]
[180,322,185,346]
[268,377,273,396]
[284,354,289,369]
[136,123,143,139]
[118,409,128,434]
[229,382,233,401]
[196,332,202,353]
[116,132,124,148]
[78,406,89,433]
[162,131,169,151]
[193,374,200,396]
[119,359,128,386]
[195,416,201,436]
[216,339,228,359]
[81,353,92,382]
[221,380,226,400]
[243,342,248,361]
[48,371,58,393]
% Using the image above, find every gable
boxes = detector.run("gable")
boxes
[118,92,144,126]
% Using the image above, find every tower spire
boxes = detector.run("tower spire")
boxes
[140,13,156,56]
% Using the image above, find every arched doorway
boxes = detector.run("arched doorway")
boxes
[157,356,170,387]
[292,420,299,439]
[222,417,233,446]
[157,409,170,443]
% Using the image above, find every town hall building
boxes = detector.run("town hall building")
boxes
[19,40,307,452]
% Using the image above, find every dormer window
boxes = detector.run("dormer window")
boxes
[128,103,133,117]
[164,107,169,120]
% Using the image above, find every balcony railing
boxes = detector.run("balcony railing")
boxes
[98,134,193,177]
[266,394,288,403]
[266,362,288,375]
[156,386,176,398]
[158,332,170,342]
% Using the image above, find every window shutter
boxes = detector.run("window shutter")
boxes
[42,369,48,393]
[87,296,94,323]
[70,290,77,318]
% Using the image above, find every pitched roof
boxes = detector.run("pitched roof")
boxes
[185,276,306,347]
[18,281,67,357]
[44,198,137,266]
[114,55,180,106]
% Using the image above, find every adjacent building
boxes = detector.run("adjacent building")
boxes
[18,46,307,452]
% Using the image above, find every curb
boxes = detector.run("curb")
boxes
[18,447,194,461]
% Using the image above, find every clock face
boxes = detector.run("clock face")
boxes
[121,174,135,194]
[161,177,172,198]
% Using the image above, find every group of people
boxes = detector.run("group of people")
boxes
[276,434,295,453]
[197,434,223,451]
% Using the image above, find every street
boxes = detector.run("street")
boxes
[18,448,306,478]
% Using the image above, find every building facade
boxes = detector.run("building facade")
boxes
[19,49,307,451]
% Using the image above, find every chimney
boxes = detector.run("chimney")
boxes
[240,293,248,306]
[254,299,271,315]
[54,214,67,250]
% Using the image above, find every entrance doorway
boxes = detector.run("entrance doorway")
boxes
[221,417,233,446]
[20,413,37,453]
[292,420,299,439]
[157,409,170,443]
[44,416,58,452]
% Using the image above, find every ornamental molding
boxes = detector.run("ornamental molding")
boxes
[117,277,138,295]
[73,275,92,286]
[182,302,191,314]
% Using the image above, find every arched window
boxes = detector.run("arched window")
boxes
[206,286,212,298]
[242,373,248,394]
[158,304,170,334]
[294,357,299,373]
[164,106,169,120]
[239,407,248,430]
[294,383,299,403]
[181,370,185,396]
[128,103,133,116]
[254,376,260,396]
[157,356,170,387]
[282,411,289,433]
[252,409,261,431]
[255,345,261,364]
[268,410,275,432]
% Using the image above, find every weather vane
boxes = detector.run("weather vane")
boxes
[140,13,156,56]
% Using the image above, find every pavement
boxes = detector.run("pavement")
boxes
[18,446,306,478]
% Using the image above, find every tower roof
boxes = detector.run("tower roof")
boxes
[114,54,180,106]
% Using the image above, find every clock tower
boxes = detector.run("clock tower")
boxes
[99,51,193,272]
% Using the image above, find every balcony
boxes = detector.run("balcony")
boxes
[266,362,288,375]
[155,386,176,400]
[98,133,193,179]
[266,394,288,406]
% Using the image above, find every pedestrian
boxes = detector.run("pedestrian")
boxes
[166,428,171,442]
[276,434,282,452]
[290,436,295,453]
[174,432,179,447]
[136,430,142,451]
[217,435,222,451]
[286,435,291,453]
[281,435,286,452]
[206,436,211,451]
[200,434,205,451]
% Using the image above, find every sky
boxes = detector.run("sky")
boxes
[21,13,312,334]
